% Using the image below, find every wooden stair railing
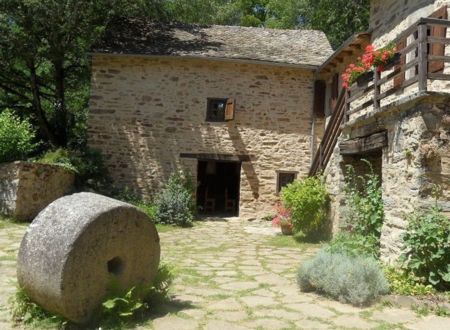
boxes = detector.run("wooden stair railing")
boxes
[309,88,347,177]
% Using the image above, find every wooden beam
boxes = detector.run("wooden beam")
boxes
[339,131,387,155]
[341,50,353,56]
[180,153,251,162]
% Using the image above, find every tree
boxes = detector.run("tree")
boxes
[216,0,305,28]
[299,0,369,49]
[0,0,165,147]
[163,0,226,25]
[162,0,304,29]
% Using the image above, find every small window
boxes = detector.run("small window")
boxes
[206,98,227,122]
[276,171,297,194]
[206,98,235,122]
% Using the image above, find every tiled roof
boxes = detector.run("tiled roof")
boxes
[92,18,333,67]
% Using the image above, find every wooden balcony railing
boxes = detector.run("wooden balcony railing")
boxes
[310,17,450,176]
[346,17,450,120]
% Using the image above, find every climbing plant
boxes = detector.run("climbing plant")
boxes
[343,160,384,252]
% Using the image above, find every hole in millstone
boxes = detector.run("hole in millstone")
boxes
[107,257,124,276]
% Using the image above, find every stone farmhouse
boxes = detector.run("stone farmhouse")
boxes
[88,19,333,217]
[88,0,450,260]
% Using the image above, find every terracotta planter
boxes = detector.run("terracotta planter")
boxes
[355,71,374,87]
[280,223,293,235]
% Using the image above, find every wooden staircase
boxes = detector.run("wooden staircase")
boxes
[309,88,347,177]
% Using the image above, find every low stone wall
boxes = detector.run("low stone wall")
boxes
[0,162,75,221]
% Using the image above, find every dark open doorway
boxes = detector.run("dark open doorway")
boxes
[341,149,383,192]
[197,160,241,216]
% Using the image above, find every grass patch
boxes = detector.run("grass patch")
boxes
[155,219,203,233]
[266,234,321,249]
[174,266,215,286]
[0,254,17,262]
[0,215,23,229]
[194,243,235,254]
[374,323,405,330]
[155,223,179,233]
[10,287,67,329]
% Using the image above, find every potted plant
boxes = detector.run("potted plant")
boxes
[342,44,400,89]
[342,46,375,89]
[372,43,399,71]
[272,204,293,235]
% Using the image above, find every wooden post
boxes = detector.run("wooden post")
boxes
[373,69,381,110]
[418,23,428,92]
[344,89,350,123]
[319,146,323,172]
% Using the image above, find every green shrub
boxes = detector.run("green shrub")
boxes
[37,148,77,172]
[402,206,450,291]
[343,161,384,251]
[327,231,379,259]
[133,201,157,220]
[281,176,329,237]
[383,267,435,296]
[98,263,174,327]
[37,147,110,191]
[116,188,157,220]
[10,287,66,328]
[11,264,174,329]
[0,110,37,163]
[297,250,389,306]
[155,172,195,227]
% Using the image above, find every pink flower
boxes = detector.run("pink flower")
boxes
[272,203,292,227]
[365,44,375,53]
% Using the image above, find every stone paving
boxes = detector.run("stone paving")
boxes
[0,217,449,329]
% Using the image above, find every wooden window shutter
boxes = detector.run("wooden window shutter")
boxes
[394,38,406,88]
[313,80,326,118]
[429,6,448,73]
[330,73,339,112]
[224,98,235,121]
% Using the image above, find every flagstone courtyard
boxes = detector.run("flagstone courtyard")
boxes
[0,218,449,330]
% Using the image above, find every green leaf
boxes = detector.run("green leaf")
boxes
[102,299,116,309]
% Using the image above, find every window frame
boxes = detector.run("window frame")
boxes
[276,171,298,194]
[206,98,228,122]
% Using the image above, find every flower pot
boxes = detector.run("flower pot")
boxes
[280,223,293,235]
[355,71,374,87]
[382,52,401,71]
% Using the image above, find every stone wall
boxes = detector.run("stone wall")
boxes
[0,162,75,221]
[324,95,450,262]
[370,0,447,47]
[88,55,315,217]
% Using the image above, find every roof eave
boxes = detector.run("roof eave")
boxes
[88,52,322,71]
[316,31,372,74]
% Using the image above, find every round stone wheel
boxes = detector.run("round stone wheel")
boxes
[17,192,160,324]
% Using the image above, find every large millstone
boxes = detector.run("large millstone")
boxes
[17,192,160,324]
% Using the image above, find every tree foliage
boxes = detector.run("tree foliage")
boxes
[0,110,37,163]
[299,0,370,49]
[163,0,305,29]
[0,0,165,148]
